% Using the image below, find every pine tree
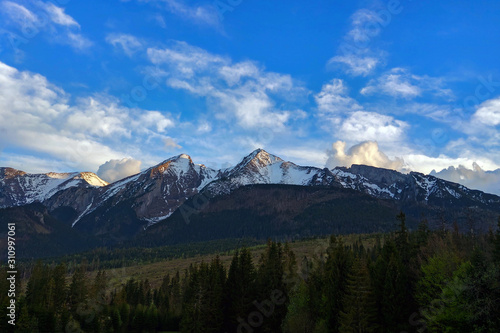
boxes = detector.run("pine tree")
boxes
[494,216,500,265]
[282,280,315,333]
[52,263,67,311]
[339,258,377,333]
[416,218,430,247]
[69,265,87,313]
[16,299,39,332]
[395,211,410,263]
[181,257,226,333]
[256,241,287,333]
[283,242,298,289]
[323,236,353,333]
[224,248,258,332]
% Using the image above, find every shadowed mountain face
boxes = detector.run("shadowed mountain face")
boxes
[1,149,500,257]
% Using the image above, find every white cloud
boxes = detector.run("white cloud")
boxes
[196,121,212,134]
[327,9,387,76]
[1,1,38,26]
[65,32,93,50]
[339,111,408,143]
[315,79,362,113]
[402,152,499,175]
[0,61,176,172]
[97,158,142,183]
[279,148,328,168]
[148,41,226,77]
[147,41,307,130]
[65,97,132,138]
[139,0,220,28]
[106,33,143,56]
[324,141,500,195]
[139,111,175,133]
[430,163,500,195]
[452,97,500,150]
[0,152,68,174]
[219,62,260,86]
[163,137,182,150]
[39,2,80,27]
[328,54,381,77]
[361,68,453,99]
[326,141,404,170]
[347,9,384,43]
[0,1,91,51]
[164,0,219,26]
[471,97,500,126]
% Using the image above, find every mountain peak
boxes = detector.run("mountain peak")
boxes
[219,149,285,181]
[78,172,109,187]
[0,167,27,179]
[149,153,195,178]
[243,149,283,166]
[165,153,193,164]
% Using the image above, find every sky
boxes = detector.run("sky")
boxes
[0,0,500,194]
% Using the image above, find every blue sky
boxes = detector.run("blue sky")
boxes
[1,0,500,193]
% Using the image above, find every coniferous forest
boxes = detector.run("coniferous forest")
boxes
[1,214,500,333]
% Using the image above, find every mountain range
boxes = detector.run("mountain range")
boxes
[1,149,499,258]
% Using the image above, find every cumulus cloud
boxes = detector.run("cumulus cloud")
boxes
[0,61,177,172]
[431,163,500,195]
[139,111,174,133]
[326,141,404,170]
[471,97,500,126]
[361,68,453,99]
[97,158,142,183]
[147,41,307,130]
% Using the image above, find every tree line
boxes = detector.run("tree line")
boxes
[1,213,499,332]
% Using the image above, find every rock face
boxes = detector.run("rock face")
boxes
[85,154,219,225]
[1,149,500,236]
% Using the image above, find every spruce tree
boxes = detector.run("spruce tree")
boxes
[323,236,353,333]
[52,263,67,310]
[69,265,87,313]
[256,241,287,333]
[224,248,258,332]
[494,216,500,265]
[339,258,377,333]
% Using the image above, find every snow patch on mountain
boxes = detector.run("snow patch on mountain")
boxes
[0,168,108,208]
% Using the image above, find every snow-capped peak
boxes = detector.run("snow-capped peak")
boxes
[0,167,27,179]
[0,169,108,208]
[78,172,109,187]
[233,149,283,171]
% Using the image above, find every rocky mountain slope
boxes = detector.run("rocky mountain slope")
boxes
[0,167,108,208]
[1,149,499,252]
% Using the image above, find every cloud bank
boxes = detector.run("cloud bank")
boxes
[431,163,500,195]
[326,141,404,171]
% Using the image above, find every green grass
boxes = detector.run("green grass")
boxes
[89,233,382,290]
